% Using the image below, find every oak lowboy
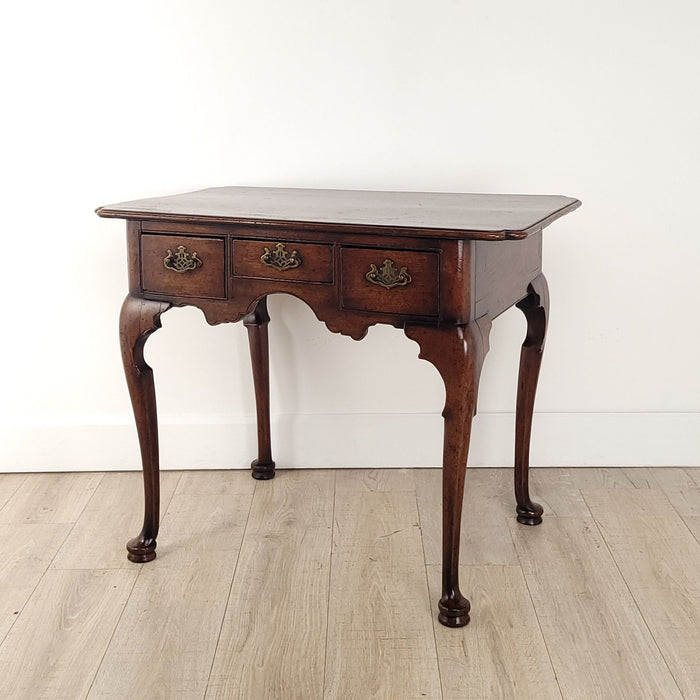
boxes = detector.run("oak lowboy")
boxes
[97,186,580,627]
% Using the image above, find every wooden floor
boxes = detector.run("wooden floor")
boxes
[1,468,699,699]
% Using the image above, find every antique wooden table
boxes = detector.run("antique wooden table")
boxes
[97,186,580,627]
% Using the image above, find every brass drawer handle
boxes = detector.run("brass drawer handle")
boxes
[260,242,302,270]
[164,245,203,273]
[366,258,412,289]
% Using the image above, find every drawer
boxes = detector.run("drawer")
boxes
[141,234,226,299]
[340,247,439,317]
[232,239,333,283]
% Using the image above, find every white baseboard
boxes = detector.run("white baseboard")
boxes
[1,411,698,472]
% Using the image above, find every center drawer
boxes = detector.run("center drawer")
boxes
[232,239,333,283]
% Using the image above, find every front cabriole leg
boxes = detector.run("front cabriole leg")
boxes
[514,274,549,525]
[405,317,491,627]
[119,295,171,562]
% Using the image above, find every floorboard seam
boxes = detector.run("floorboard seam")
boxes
[83,471,183,699]
[0,474,28,513]
[83,567,141,699]
[321,471,338,700]
[416,480,444,700]
[45,472,107,571]
[507,515,565,700]
[581,492,685,699]
[684,467,700,487]
[202,472,256,696]
[0,473,103,649]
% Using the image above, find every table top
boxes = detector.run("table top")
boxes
[97,186,580,241]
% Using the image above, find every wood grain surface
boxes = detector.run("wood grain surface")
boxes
[0,474,26,512]
[0,473,103,524]
[584,488,700,698]
[206,470,335,700]
[0,523,72,643]
[1,468,699,699]
[88,472,255,699]
[0,569,137,699]
[324,490,441,699]
[510,516,682,699]
[416,468,521,566]
[427,564,560,699]
[97,187,581,240]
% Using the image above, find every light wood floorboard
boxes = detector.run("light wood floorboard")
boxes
[684,516,700,543]
[623,466,699,490]
[88,471,255,700]
[530,467,634,518]
[583,488,700,699]
[427,564,560,700]
[0,472,103,524]
[0,468,699,699]
[206,470,335,700]
[335,466,416,493]
[509,516,682,699]
[572,466,636,488]
[0,523,72,643]
[0,568,137,699]
[529,468,592,517]
[324,489,441,699]
[663,487,700,518]
[416,468,521,566]
[625,467,700,520]
[0,474,26,511]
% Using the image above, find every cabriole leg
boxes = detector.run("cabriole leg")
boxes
[514,274,549,526]
[405,317,491,627]
[244,297,276,480]
[119,295,171,563]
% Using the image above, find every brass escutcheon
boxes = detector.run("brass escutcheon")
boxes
[260,242,302,270]
[164,245,203,273]
[365,258,412,289]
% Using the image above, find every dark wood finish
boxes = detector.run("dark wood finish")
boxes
[243,297,275,480]
[126,221,142,295]
[98,186,580,241]
[514,274,549,526]
[146,219,442,250]
[119,295,171,562]
[474,232,542,319]
[233,238,333,283]
[98,186,580,628]
[405,318,491,627]
[340,247,440,317]
[141,234,226,299]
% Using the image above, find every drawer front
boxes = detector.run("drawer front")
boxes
[141,234,226,299]
[340,247,439,316]
[232,239,333,283]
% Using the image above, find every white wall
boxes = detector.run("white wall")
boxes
[1,0,698,472]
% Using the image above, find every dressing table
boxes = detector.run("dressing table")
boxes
[97,186,580,627]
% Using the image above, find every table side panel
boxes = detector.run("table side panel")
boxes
[437,239,473,325]
[126,221,142,295]
[474,232,542,319]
